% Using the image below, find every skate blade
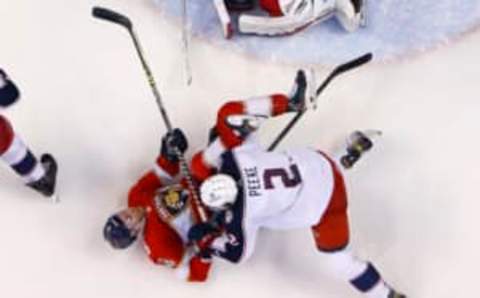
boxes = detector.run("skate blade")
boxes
[363,129,383,139]
[50,192,60,204]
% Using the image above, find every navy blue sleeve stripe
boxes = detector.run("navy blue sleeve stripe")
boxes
[350,263,381,292]
[12,151,37,176]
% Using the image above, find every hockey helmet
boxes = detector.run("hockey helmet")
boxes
[103,214,139,249]
[200,174,238,210]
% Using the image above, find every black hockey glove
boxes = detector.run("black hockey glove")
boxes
[160,128,188,163]
[188,222,219,244]
[0,69,20,108]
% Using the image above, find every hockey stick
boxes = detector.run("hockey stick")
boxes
[92,7,207,222]
[181,0,193,85]
[268,53,373,151]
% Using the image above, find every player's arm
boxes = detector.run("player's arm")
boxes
[128,129,188,207]
[188,207,245,263]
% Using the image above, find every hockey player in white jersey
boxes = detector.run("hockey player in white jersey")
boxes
[214,0,366,38]
[188,70,406,297]
[0,68,58,198]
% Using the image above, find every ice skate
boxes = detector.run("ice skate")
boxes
[27,153,58,201]
[340,130,380,169]
[335,0,366,32]
[355,0,367,27]
[288,70,308,111]
[388,289,407,298]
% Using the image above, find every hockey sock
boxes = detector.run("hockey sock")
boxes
[320,249,393,298]
[0,116,45,184]
[0,70,20,108]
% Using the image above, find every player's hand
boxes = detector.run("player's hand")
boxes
[161,128,188,162]
[188,222,218,244]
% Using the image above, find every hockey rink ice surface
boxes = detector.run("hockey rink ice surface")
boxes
[1,0,479,297]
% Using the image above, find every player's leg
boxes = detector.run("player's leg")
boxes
[311,155,405,297]
[215,70,307,148]
[191,71,308,181]
[0,115,57,197]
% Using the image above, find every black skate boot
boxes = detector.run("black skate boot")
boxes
[340,131,374,169]
[288,70,307,112]
[350,0,363,13]
[27,154,58,197]
[388,289,407,298]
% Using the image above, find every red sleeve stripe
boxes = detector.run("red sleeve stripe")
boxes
[155,155,179,179]
[271,94,289,116]
[191,151,215,182]
[203,139,226,169]
[216,101,245,148]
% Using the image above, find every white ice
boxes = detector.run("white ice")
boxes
[0,0,479,297]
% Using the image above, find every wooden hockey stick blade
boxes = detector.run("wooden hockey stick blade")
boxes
[92,7,132,30]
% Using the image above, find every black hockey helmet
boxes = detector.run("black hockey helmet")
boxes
[103,215,138,249]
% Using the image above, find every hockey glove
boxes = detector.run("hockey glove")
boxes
[0,69,20,108]
[188,222,219,244]
[160,128,188,162]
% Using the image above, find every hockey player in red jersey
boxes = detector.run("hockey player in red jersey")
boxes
[103,129,211,282]
[214,0,366,38]
[187,70,406,297]
[0,68,57,198]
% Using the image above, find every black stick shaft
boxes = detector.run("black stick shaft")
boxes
[92,6,206,222]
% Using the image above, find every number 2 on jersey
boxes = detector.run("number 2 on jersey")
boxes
[263,164,302,189]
